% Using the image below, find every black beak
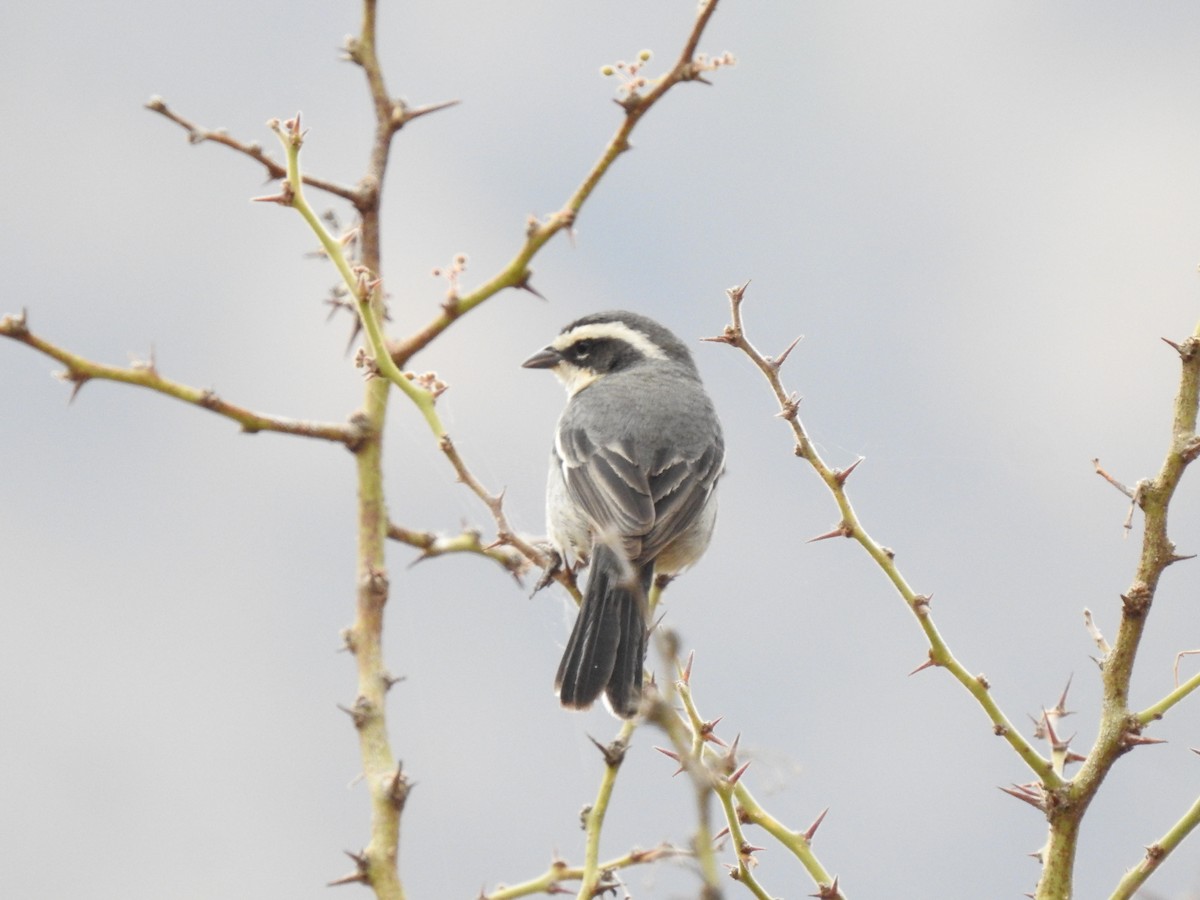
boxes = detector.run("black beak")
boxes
[521,346,562,369]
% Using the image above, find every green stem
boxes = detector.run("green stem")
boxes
[272,119,442,432]
[1136,668,1200,725]
[1109,790,1200,899]
[578,720,638,899]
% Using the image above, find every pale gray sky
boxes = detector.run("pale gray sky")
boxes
[4,2,1200,898]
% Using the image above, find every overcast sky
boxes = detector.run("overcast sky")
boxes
[4,2,1200,898]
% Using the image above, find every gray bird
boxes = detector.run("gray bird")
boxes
[522,311,725,717]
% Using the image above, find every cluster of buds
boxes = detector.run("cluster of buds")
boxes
[407,370,449,400]
[431,252,468,301]
[600,49,655,96]
[692,50,737,75]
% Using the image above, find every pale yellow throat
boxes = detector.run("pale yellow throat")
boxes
[554,363,601,397]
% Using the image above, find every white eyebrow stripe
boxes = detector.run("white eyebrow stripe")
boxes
[550,321,668,360]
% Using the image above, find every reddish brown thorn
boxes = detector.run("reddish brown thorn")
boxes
[909,655,937,676]
[804,807,830,842]
[699,716,726,746]
[63,372,91,403]
[722,733,742,774]
[807,523,852,543]
[713,825,730,842]
[589,735,628,767]
[1123,734,1168,748]
[515,270,547,301]
[767,334,803,370]
[700,320,741,346]
[251,182,295,206]
[1162,336,1185,356]
[392,97,461,129]
[833,456,864,485]
[739,840,767,859]
[810,875,840,899]
[327,850,370,887]
[1054,675,1074,717]
[998,783,1046,810]
[1041,708,1059,745]
[680,650,695,685]
[653,746,685,777]
[727,760,751,785]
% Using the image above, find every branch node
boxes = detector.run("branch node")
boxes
[0,308,30,336]
[588,734,628,768]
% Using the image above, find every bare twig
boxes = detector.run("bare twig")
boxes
[386,522,530,581]
[145,97,359,203]
[1092,458,1143,533]
[1082,608,1112,658]
[0,310,360,446]
[436,435,580,603]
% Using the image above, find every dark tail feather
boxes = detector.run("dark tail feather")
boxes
[555,545,653,717]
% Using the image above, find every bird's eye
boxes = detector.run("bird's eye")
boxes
[573,339,593,358]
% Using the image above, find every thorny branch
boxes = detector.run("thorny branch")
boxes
[706,282,1057,787]
[0,309,361,446]
[712,284,1200,899]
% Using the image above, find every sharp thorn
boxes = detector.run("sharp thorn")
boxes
[803,807,830,841]
[727,760,751,784]
[834,456,864,485]
[908,656,937,676]
[807,524,851,543]
[1054,674,1074,715]
[768,334,804,370]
